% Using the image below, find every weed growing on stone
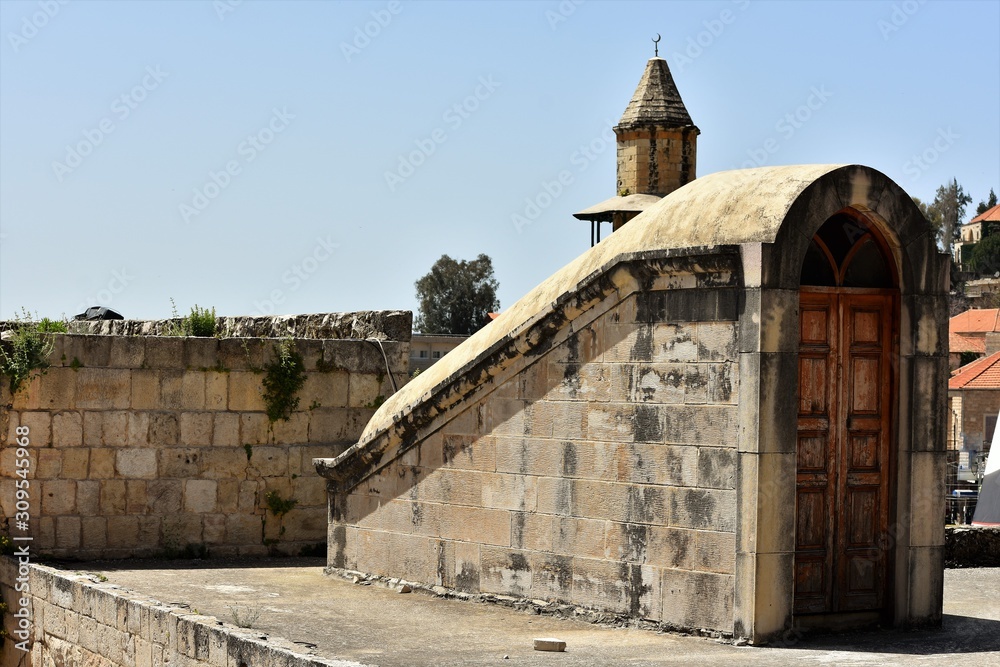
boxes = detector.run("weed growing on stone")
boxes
[228,603,262,628]
[262,338,306,422]
[0,309,55,394]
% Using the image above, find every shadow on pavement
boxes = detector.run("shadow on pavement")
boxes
[791,614,1000,655]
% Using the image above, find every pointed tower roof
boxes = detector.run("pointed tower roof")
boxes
[617,57,695,130]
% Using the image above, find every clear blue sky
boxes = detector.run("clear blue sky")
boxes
[1,0,998,322]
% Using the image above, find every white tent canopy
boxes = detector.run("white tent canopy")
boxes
[972,409,1000,526]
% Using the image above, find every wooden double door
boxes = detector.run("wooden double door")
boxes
[795,289,895,616]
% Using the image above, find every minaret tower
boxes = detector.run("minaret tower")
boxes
[574,44,700,245]
[615,55,699,198]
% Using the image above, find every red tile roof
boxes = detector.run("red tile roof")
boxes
[950,309,1000,335]
[950,332,986,353]
[950,350,1000,389]
[969,204,1000,224]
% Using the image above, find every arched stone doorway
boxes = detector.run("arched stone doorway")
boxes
[794,210,901,623]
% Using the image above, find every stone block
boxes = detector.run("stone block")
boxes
[100,480,127,515]
[116,449,158,479]
[180,412,214,446]
[480,546,532,597]
[302,371,349,408]
[108,515,140,548]
[18,411,52,446]
[225,514,262,545]
[158,448,200,478]
[697,447,737,490]
[162,513,204,547]
[131,370,160,410]
[228,371,265,412]
[36,447,63,477]
[148,413,179,446]
[144,337,186,369]
[671,487,736,531]
[126,480,148,513]
[180,372,206,411]
[127,411,151,445]
[910,356,948,452]
[250,446,287,477]
[204,371,228,410]
[147,480,183,515]
[278,507,327,542]
[52,411,83,447]
[348,373,383,408]
[75,368,131,410]
[270,412,309,445]
[481,473,537,512]
[660,568,734,631]
[81,517,108,551]
[60,448,90,478]
[82,411,102,446]
[77,480,100,515]
[89,448,116,479]
[907,545,944,623]
[184,480,218,513]
[42,479,77,514]
[239,411,270,445]
[586,403,636,442]
[199,449,250,480]
[212,412,240,447]
[55,516,81,548]
[158,370,184,410]
[183,337,220,370]
[109,336,145,368]
[37,367,76,410]
[909,452,946,547]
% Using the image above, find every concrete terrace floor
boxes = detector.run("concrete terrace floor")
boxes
[72,559,1000,667]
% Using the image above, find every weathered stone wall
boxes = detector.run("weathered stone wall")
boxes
[330,278,740,633]
[616,127,698,197]
[0,558,352,667]
[0,315,409,560]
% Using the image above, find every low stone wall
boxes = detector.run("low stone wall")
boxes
[0,557,359,667]
[1,311,413,342]
[0,312,410,559]
[945,526,1000,567]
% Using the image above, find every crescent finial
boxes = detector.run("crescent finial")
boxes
[653,34,661,57]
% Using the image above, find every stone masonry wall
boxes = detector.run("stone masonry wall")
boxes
[957,389,1000,452]
[0,315,409,560]
[0,558,353,667]
[331,286,739,633]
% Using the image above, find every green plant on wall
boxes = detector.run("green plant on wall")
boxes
[164,299,218,337]
[262,339,306,422]
[0,309,56,394]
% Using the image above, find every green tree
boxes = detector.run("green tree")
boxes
[415,254,499,335]
[930,178,972,255]
[976,188,998,216]
[913,196,942,230]
[967,235,1000,276]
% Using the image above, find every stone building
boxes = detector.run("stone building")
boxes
[316,61,949,643]
[948,350,1000,480]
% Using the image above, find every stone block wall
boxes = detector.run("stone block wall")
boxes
[330,281,740,633]
[0,558,350,667]
[0,313,409,559]
[615,127,698,197]
[950,389,1000,452]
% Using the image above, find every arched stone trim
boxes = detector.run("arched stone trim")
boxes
[734,165,948,642]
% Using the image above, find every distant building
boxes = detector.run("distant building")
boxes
[409,333,469,373]
[949,308,1000,369]
[948,351,1000,480]
[956,204,1000,269]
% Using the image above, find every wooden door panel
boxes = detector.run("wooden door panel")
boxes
[796,290,893,617]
